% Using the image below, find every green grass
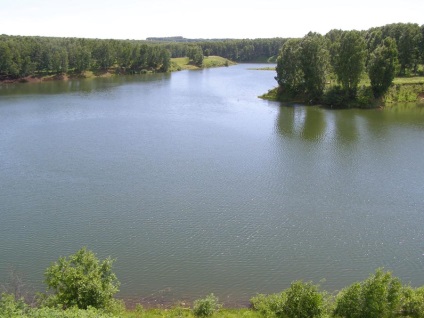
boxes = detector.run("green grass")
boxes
[122,308,262,318]
[170,56,236,71]
[393,76,424,85]
[203,56,236,68]
[170,57,199,71]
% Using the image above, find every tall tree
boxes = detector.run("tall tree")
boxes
[397,23,421,75]
[275,39,303,96]
[333,30,366,96]
[368,37,398,97]
[188,45,204,67]
[299,32,329,102]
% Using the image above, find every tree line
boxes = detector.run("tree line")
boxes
[0,35,287,79]
[275,23,424,107]
[0,36,172,78]
[161,38,287,62]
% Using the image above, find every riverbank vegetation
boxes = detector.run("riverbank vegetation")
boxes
[2,248,424,317]
[263,22,424,108]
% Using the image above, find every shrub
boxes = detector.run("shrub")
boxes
[334,268,402,318]
[250,292,286,317]
[42,247,120,310]
[356,86,375,108]
[0,292,29,317]
[322,85,349,108]
[400,286,424,318]
[192,293,221,317]
[282,281,325,318]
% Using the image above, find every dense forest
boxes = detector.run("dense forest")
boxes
[0,36,172,78]
[274,23,424,106]
[162,38,286,62]
[0,35,285,80]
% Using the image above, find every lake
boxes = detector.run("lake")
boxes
[0,64,423,306]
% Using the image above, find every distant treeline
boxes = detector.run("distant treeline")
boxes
[162,38,286,62]
[146,36,232,42]
[0,35,287,79]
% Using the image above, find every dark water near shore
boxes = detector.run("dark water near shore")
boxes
[1,65,423,306]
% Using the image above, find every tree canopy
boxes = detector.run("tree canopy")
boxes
[43,247,120,310]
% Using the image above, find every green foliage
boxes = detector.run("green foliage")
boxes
[0,35,171,78]
[275,39,304,96]
[282,281,326,318]
[275,33,329,102]
[383,83,424,103]
[250,292,286,317]
[187,46,204,67]
[250,282,326,318]
[334,269,402,318]
[400,286,424,318]
[192,293,221,317]
[355,86,375,108]
[43,247,120,310]
[332,30,367,96]
[322,85,350,108]
[0,293,29,317]
[299,32,330,102]
[368,37,398,97]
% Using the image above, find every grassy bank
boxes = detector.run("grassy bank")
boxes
[122,307,261,318]
[260,76,424,107]
[170,56,236,71]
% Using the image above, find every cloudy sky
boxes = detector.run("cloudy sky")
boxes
[1,0,422,40]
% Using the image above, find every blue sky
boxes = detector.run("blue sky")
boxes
[1,0,422,39]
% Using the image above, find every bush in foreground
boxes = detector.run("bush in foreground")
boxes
[334,268,402,318]
[251,281,327,318]
[41,247,120,310]
[192,293,221,317]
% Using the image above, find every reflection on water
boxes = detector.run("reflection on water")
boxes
[0,73,169,97]
[276,103,424,144]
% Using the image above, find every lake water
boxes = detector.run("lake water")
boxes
[0,65,423,306]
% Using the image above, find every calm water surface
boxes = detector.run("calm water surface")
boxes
[0,65,424,305]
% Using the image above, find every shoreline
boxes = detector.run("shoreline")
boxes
[0,56,236,85]
[260,82,424,108]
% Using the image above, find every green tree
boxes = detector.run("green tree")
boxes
[43,247,120,310]
[401,286,424,318]
[299,32,329,102]
[159,49,171,72]
[368,37,398,97]
[334,269,402,318]
[282,281,325,318]
[51,49,68,74]
[275,39,303,96]
[92,41,115,69]
[333,30,366,97]
[396,23,421,75]
[188,45,204,67]
[420,25,424,67]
